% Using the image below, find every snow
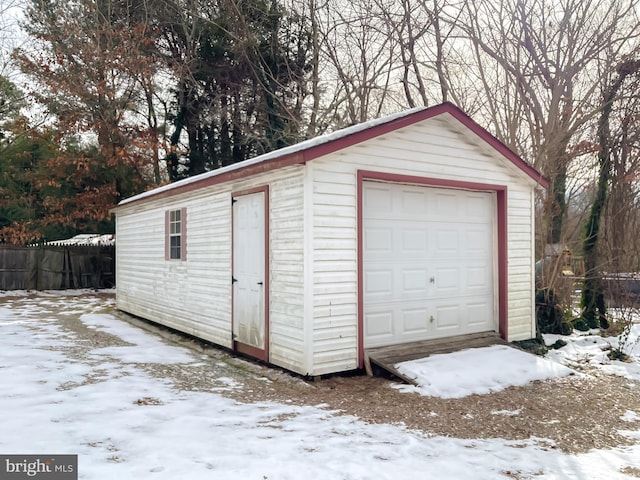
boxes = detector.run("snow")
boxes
[544,322,640,381]
[45,233,115,246]
[1,292,640,479]
[394,345,579,398]
[80,313,195,364]
[622,411,640,423]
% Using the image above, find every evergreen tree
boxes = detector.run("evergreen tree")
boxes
[161,0,313,180]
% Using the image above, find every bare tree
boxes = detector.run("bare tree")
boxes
[0,0,25,76]
[317,0,398,126]
[603,76,640,272]
[375,0,465,108]
[454,0,640,256]
[581,59,640,328]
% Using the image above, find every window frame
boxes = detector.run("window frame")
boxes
[165,207,187,261]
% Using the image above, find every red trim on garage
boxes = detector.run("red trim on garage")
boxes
[497,191,508,339]
[181,207,187,261]
[164,210,170,260]
[357,170,508,369]
[231,185,270,363]
[114,103,546,211]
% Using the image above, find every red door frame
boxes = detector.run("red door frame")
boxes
[357,170,508,368]
[231,185,270,362]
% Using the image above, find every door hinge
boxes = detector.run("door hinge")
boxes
[232,276,238,284]
[232,197,237,205]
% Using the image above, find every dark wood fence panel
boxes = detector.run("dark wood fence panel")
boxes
[603,276,640,308]
[0,245,115,290]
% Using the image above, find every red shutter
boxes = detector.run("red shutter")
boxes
[181,207,187,261]
[164,210,170,260]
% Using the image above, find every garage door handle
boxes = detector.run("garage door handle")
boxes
[430,277,435,284]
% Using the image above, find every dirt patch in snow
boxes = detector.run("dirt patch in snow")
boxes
[132,320,640,455]
[6,292,639,455]
[134,319,640,455]
[227,367,640,454]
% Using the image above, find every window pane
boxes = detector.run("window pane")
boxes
[170,236,181,259]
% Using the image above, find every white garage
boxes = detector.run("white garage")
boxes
[112,102,546,377]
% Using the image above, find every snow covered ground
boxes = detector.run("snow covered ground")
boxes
[544,321,640,382]
[1,291,640,479]
[394,345,580,398]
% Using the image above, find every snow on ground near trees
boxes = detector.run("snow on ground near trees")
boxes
[544,321,640,381]
[1,292,640,479]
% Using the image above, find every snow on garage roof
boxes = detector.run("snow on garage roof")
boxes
[116,102,548,208]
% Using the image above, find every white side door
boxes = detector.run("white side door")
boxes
[232,191,267,359]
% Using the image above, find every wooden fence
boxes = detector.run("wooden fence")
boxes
[603,275,640,308]
[0,245,115,290]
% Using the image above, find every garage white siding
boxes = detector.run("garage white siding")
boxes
[506,186,537,340]
[116,189,233,347]
[309,116,536,375]
[267,170,306,372]
[116,166,307,373]
[309,160,359,374]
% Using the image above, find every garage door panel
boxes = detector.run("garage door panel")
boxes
[467,266,492,290]
[364,185,393,212]
[402,269,429,293]
[363,182,496,348]
[435,229,459,255]
[401,190,428,214]
[365,270,393,295]
[402,229,428,252]
[434,305,460,330]
[364,227,392,253]
[435,191,459,216]
[365,311,394,341]
[401,308,429,334]
[433,267,459,291]
[467,302,492,328]
[466,193,493,217]
[466,228,491,254]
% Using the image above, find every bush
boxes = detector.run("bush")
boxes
[513,337,548,356]
[536,288,573,335]
[572,317,590,331]
[559,322,573,335]
[549,339,567,350]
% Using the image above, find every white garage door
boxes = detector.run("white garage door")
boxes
[363,182,496,348]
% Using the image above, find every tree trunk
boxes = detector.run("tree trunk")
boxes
[581,59,640,328]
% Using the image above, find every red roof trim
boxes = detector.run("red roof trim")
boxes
[304,102,548,188]
[303,103,452,161]
[443,105,549,189]
[117,102,547,208]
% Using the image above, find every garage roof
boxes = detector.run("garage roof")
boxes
[117,102,548,208]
